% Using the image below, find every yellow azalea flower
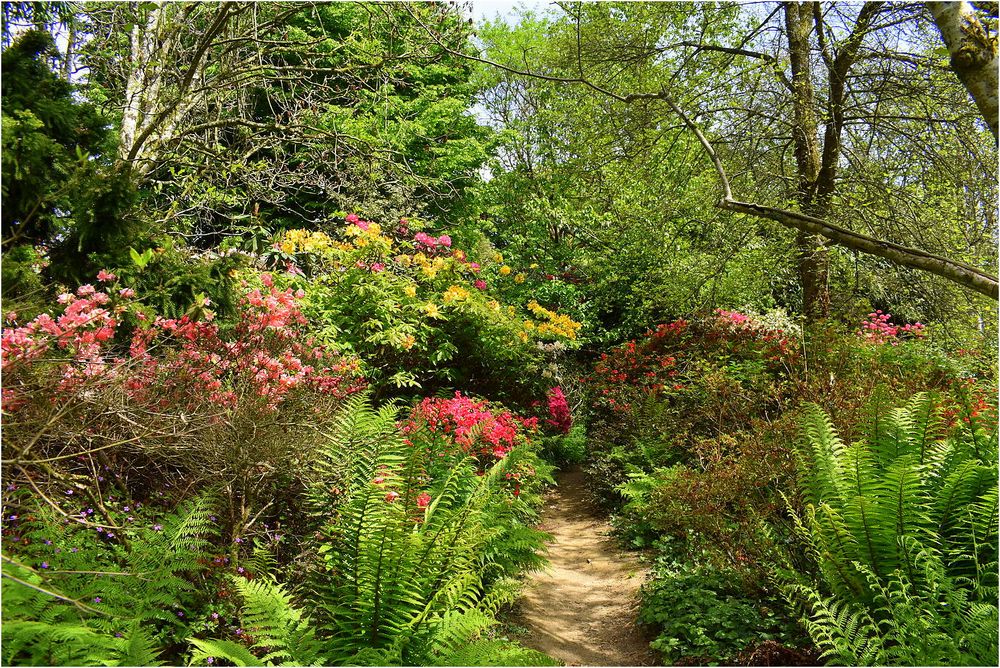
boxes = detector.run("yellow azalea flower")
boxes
[422,267,438,279]
[356,237,369,247]
[442,285,469,303]
[524,320,535,329]
[401,334,416,350]
[514,273,526,284]
[529,263,539,269]
[496,253,504,263]
[404,285,417,298]
[518,330,529,342]
[454,249,466,261]
[279,229,334,255]
[368,223,382,236]
[397,254,413,267]
[487,300,500,310]
[499,265,511,276]
[526,301,582,340]
[345,225,363,237]
[422,302,443,319]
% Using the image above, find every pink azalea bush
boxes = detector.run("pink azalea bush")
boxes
[859,310,925,345]
[405,391,538,460]
[2,272,365,414]
[546,386,572,434]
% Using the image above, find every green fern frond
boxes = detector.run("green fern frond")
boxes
[188,638,265,667]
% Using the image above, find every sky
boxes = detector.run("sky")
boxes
[468,0,553,24]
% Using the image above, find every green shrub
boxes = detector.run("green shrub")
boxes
[540,419,588,466]
[639,559,806,665]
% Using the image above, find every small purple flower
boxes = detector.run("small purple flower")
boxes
[98,476,104,482]
[210,516,216,521]
[65,489,74,495]
[234,628,244,636]
[44,539,52,545]
[237,566,245,574]
[55,548,62,554]
[207,658,215,665]
[234,537,242,544]
[40,562,49,569]
[106,532,115,538]
[87,508,94,515]
[123,506,130,512]
[70,547,78,553]
[153,524,163,531]
[176,611,184,617]
[9,515,18,521]
[211,612,220,620]
[96,527,103,533]
[93,597,101,603]
[127,516,134,522]
[115,632,123,638]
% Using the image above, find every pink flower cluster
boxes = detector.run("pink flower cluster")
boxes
[2,272,365,413]
[859,311,925,345]
[546,386,572,434]
[413,231,452,251]
[2,284,121,407]
[715,309,751,327]
[345,213,370,232]
[407,392,536,460]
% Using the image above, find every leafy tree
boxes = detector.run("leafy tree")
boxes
[455,2,998,331]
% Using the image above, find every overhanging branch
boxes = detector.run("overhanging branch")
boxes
[412,5,999,300]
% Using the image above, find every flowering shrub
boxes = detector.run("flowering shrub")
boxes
[588,310,796,416]
[2,272,364,413]
[546,386,572,434]
[272,215,582,398]
[859,310,925,345]
[406,391,538,461]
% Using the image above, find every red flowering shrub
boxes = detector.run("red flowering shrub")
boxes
[546,386,572,434]
[588,311,796,419]
[405,391,538,461]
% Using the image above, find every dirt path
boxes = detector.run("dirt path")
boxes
[515,467,659,666]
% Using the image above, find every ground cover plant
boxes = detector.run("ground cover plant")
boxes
[2,1,998,666]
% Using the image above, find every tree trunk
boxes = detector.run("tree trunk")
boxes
[784,2,830,320]
[927,1,999,140]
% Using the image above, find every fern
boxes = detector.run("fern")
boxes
[190,575,325,666]
[788,393,998,666]
[2,493,218,666]
[303,395,556,666]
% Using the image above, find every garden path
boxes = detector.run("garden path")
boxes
[514,467,658,666]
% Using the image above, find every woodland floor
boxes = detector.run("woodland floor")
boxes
[514,467,659,666]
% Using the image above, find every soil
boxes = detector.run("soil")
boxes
[514,466,659,666]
